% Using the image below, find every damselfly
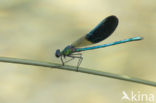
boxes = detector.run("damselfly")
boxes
[55,15,143,70]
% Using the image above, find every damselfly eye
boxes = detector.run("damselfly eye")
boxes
[55,49,61,58]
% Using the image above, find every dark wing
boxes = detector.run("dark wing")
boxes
[71,15,118,47]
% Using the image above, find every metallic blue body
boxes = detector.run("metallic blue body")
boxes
[75,37,143,52]
[55,15,143,70]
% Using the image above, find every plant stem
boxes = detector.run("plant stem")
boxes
[0,57,155,87]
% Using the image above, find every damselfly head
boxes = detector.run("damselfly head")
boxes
[55,49,61,58]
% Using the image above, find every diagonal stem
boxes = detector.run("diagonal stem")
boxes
[0,57,155,87]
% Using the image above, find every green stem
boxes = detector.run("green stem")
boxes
[0,57,155,87]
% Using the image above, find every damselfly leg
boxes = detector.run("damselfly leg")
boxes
[60,56,74,66]
[60,56,64,66]
[59,53,83,71]
[68,53,83,71]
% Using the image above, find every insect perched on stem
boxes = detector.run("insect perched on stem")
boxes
[55,15,143,71]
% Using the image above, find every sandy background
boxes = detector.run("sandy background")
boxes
[0,0,156,103]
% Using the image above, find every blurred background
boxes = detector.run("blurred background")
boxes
[0,0,156,103]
